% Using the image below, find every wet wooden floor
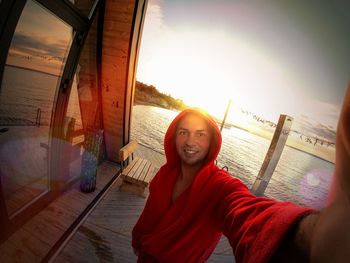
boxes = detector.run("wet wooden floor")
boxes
[53,144,235,262]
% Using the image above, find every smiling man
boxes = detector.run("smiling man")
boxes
[132,88,350,263]
[172,113,213,203]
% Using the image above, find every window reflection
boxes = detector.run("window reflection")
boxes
[65,70,85,181]
[64,7,101,181]
[0,0,72,215]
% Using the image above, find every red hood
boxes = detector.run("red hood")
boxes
[164,108,222,167]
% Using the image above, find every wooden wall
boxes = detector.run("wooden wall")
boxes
[101,0,147,162]
[76,0,99,130]
[76,0,147,162]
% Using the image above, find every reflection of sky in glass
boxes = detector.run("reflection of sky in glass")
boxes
[6,0,72,76]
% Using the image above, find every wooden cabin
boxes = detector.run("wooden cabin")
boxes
[0,0,159,261]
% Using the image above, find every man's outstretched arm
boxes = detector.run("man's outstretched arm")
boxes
[274,85,350,262]
[308,83,350,262]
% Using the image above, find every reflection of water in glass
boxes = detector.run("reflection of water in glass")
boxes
[0,65,82,127]
[0,125,50,215]
[0,66,82,215]
[0,66,59,125]
[0,0,76,216]
[131,105,334,209]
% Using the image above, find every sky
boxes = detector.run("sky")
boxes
[136,0,350,139]
[6,0,72,76]
[5,0,349,151]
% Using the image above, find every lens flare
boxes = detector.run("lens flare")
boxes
[299,168,332,209]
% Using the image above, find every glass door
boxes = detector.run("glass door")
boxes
[0,0,73,217]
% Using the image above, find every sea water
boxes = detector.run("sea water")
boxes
[131,105,334,209]
[1,65,333,209]
[1,65,82,128]
[0,65,59,125]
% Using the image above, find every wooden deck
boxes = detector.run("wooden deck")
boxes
[1,144,234,262]
[0,161,120,263]
[52,144,235,262]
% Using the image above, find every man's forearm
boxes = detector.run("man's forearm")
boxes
[310,196,350,263]
[295,212,320,257]
[270,212,319,262]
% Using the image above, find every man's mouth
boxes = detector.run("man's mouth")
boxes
[184,149,197,155]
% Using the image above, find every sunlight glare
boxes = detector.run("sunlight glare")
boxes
[137,27,306,122]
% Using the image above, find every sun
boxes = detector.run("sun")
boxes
[137,26,306,126]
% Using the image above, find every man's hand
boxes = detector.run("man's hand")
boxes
[276,85,350,263]
[309,85,350,262]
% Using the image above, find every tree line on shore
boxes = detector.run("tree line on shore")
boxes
[134,81,334,149]
[134,81,187,111]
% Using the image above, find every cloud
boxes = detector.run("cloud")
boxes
[242,100,338,143]
[142,0,167,44]
[292,113,337,143]
[137,0,345,135]
[299,99,341,129]
[9,31,68,62]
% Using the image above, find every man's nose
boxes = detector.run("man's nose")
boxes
[185,133,196,146]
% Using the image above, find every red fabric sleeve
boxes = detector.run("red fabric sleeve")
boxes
[217,176,313,263]
[132,172,161,250]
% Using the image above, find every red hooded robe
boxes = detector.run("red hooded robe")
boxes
[132,108,313,263]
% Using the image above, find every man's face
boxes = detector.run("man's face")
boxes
[175,113,212,166]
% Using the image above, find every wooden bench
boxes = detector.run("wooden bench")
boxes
[119,140,156,197]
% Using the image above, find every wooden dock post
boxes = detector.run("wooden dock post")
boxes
[251,114,293,196]
[220,99,232,132]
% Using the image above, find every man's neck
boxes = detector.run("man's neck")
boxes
[180,161,204,182]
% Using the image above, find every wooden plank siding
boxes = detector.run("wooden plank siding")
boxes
[101,0,148,162]
[101,0,136,161]
[76,0,100,130]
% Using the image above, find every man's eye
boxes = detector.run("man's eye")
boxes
[179,130,186,136]
[198,132,206,137]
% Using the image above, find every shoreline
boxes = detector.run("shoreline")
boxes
[133,100,181,112]
[133,103,335,165]
[285,144,334,164]
[5,64,59,77]
[246,127,335,164]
